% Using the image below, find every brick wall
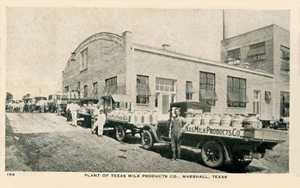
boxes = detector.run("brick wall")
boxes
[221,25,274,73]
[62,33,127,98]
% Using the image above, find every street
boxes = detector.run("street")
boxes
[5,113,289,173]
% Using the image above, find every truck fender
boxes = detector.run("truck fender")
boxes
[142,125,160,143]
[219,142,232,164]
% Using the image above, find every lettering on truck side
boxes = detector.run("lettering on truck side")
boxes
[184,125,243,138]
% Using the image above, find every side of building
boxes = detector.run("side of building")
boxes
[221,24,290,120]
[62,25,289,121]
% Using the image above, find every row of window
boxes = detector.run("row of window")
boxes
[64,72,247,108]
[135,72,247,108]
[225,43,290,72]
[64,76,118,98]
[226,42,266,65]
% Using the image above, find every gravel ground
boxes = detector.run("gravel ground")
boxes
[5,113,289,173]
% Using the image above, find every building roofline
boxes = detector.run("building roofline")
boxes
[133,43,274,78]
[71,32,123,56]
[221,24,289,42]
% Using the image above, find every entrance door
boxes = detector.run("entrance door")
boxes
[162,94,170,114]
[253,90,261,116]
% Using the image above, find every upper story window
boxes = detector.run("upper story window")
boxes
[247,42,266,63]
[226,48,241,65]
[156,78,176,92]
[92,82,98,96]
[280,45,290,72]
[83,85,88,97]
[199,72,217,106]
[80,48,88,71]
[186,81,193,100]
[105,76,117,95]
[227,76,247,108]
[136,75,150,104]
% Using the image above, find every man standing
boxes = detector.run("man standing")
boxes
[92,107,106,136]
[69,101,80,126]
[170,108,186,160]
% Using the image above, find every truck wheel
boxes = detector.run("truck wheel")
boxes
[115,126,126,141]
[201,141,224,168]
[141,130,153,150]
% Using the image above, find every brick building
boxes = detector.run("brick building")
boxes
[221,24,289,120]
[62,24,289,121]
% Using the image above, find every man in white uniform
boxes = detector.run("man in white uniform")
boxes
[92,107,106,136]
[69,101,80,126]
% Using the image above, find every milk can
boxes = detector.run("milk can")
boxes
[210,114,221,126]
[220,114,232,127]
[185,111,194,125]
[243,115,261,129]
[193,113,202,127]
[231,114,244,128]
[201,113,211,126]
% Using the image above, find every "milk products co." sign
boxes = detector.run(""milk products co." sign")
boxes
[185,125,244,139]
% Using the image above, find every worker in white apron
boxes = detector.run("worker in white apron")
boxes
[70,102,80,126]
[93,108,106,136]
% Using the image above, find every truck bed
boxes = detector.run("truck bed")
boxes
[184,125,287,143]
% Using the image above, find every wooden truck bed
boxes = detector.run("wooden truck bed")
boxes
[184,125,287,143]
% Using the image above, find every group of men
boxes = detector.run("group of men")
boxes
[65,101,106,136]
[6,100,25,112]
[6,99,51,113]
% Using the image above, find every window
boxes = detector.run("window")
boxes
[156,78,176,92]
[247,42,266,63]
[280,45,290,72]
[199,72,216,105]
[186,81,193,100]
[136,75,150,104]
[155,93,159,108]
[227,76,247,107]
[77,82,81,97]
[93,82,98,96]
[105,77,117,95]
[226,48,241,65]
[80,48,88,71]
[280,91,289,117]
[83,85,88,97]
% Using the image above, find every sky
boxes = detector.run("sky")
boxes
[6,8,289,99]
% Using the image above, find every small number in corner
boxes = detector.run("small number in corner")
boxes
[7,172,16,176]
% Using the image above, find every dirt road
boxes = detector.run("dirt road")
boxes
[5,113,288,173]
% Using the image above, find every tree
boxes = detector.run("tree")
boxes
[6,92,13,102]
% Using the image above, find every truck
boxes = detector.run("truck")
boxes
[101,95,145,141]
[140,101,287,169]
